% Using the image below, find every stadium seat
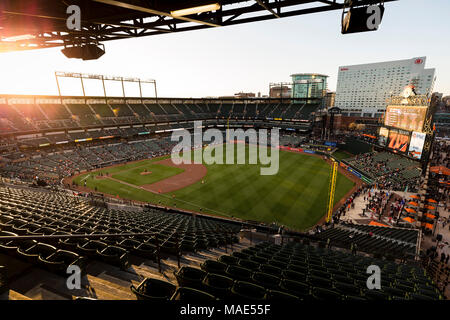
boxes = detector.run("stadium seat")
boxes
[77,240,107,258]
[407,293,435,301]
[238,259,259,270]
[232,251,250,260]
[17,243,57,264]
[251,272,281,290]
[279,279,310,300]
[265,290,300,300]
[312,287,341,301]
[130,278,176,300]
[268,259,288,269]
[39,250,86,275]
[333,282,361,296]
[259,264,282,277]
[383,287,406,298]
[250,255,267,264]
[134,242,157,260]
[174,267,207,289]
[225,265,252,282]
[218,255,239,266]
[170,287,216,301]
[230,281,267,300]
[202,273,234,299]
[282,269,307,282]
[364,290,389,300]
[307,275,332,289]
[0,231,20,254]
[200,260,228,275]
[98,246,129,270]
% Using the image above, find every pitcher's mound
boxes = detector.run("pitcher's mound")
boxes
[140,171,152,176]
[141,159,207,193]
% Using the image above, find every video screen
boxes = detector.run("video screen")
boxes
[387,129,410,153]
[384,105,428,132]
[378,127,389,147]
[408,131,426,160]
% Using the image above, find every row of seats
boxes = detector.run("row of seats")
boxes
[314,225,417,258]
[0,187,240,273]
[131,241,443,300]
[0,102,319,134]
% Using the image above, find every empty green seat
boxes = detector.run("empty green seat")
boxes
[259,264,282,277]
[98,246,129,270]
[170,287,216,301]
[130,278,176,300]
[238,259,259,270]
[307,275,332,288]
[231,281,266,300]
[268,259,288,269]
[250,255,267,264]
[202,273,234,299]
[265,290,300,300]
[232,251,250,260]
[200,260,227,275]
[218,255,239,266]
[408,293,435,301]
[174,267,206,289]
[334,282,361,296]
[280,279,310,299]
[364,290,389,300]
[134,242,157,260]
[17,243,56,263]
[225,265,252,281]
[252,272,281,290]
[77,240,107,258]
[344,295,367,301]
[312,287,341,301]
[383,287,406,298]
[0,231,19,254]
[39,250,85,275]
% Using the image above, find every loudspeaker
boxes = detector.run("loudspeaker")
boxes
[61,44,105,60]
[82,43,105,60]
[61,46,83,59]
[341,5,385,34]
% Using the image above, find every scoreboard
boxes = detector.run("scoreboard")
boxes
[377,86,433,162]
[384,105,427,133]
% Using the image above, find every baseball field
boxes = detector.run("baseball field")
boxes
[72,144,356,231]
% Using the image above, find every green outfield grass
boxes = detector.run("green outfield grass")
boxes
[73,144,355,231]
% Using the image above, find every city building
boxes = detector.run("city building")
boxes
[234,92,256,98]
[269,84,292,98]
[290,73,328,99]
[335,57,436,118]
[324,91,336,108]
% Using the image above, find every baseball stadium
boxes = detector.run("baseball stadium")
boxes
[0,0,449,308]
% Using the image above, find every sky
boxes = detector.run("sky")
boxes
[0,0,449,98]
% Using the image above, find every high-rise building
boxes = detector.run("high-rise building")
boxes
[290,73,328,99]
[335,57,436,118]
